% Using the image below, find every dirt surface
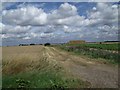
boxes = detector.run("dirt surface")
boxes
[43,46,118,88]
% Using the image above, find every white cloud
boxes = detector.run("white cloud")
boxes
[48,3,79,26]
[5,2,118,28]
[2,24,31,34]
[92,7,97,11]
[88,2,118,26]
[49,3,77,20]
[56,15,85,26]
[23,36,31,40]
[2,3,79,26]
[2,6,47,26]
[40,33,53,38]
[59,3,77,17]
[63,25,81,33]
[1,2,119,45]
[112,4,118,9]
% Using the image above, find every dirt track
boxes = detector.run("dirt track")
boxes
[43,46,118,88]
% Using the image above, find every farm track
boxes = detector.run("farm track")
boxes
[44,46,118,88]
[2,46,118,88]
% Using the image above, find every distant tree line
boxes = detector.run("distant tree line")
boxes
[19,43,52,46]
[18,42,66,46]
[19,44,29,46]
[19,43,43,46]
[104,41,120,42]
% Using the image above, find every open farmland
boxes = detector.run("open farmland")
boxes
[59,43,120,64]
[1,1,119,89]
[65,43,119,51]
[2,45,118,88]
[2,45,90,88]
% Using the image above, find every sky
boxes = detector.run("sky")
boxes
[0,2,119,46]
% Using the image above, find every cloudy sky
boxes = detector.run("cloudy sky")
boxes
[0,2,119,46]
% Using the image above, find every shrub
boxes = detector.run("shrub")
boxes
[30,43,35,45]
[44,43,51,46]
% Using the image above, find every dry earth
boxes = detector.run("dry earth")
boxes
[2,45,118,88]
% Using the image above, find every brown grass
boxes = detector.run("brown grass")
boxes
[2,45,49,74]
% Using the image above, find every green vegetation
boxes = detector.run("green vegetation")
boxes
[59,43,120,64]
[3,69,89,89]
[65,43,119,51]
[44,43,51,46]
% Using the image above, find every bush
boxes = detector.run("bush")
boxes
[44,43,51,46]
[30,43,35,45]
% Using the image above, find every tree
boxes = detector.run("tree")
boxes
[44,43,51,46]
[30,43,35,45]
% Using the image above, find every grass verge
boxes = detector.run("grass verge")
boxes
[2,69,90,89]
[56,44,120,65]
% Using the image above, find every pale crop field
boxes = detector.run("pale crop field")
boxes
[2,45,46,74]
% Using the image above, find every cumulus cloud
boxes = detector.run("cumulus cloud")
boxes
[1,24,55,40]
[2,3,85,27]
[1,2,119,45]
[63,25,81,33]
[3,2,118,27]
[87,2,118,26]
[2,6,47,26]
[48,3,77,20]
[2,24,31,34]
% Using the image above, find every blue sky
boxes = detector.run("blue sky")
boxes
[1,2,119,46]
